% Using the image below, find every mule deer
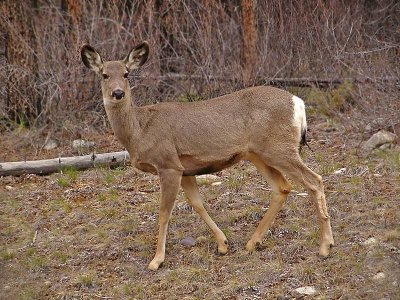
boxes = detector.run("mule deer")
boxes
[81,41,334,270]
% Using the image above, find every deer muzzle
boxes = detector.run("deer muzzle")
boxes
[112,89,125,100]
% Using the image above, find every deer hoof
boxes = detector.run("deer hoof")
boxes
[318,243,331,257]
[148,259,163,271]
[245,240,261,252]
[217,241,228,255]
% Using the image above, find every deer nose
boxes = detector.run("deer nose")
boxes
[112,89,125,100]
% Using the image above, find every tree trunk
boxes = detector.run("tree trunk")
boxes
[241,0,257,86]
[61,0,81,46]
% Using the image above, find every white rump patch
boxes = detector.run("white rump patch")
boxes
[292,95,307,133]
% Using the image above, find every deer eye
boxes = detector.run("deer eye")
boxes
[102,73,109,79]
[123,72,129,79]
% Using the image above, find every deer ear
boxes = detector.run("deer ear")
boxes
[124,41,149,71]
[81,45,103,73]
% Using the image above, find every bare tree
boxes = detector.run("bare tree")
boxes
[61,0,82,46]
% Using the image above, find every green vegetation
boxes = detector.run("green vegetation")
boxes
[304,81,355,116]
[330,80,354,110]
[57,177,70,187]
[97,188,118,202]
[51,250,68,264]
[63,167,79,180]
[102,208,118,219]
[1,248,15,260]
[78,273,95,287]
[49,198,72,213]
[19,288,40,300]
[103,172,116,184]
[57,167,79,187]
[26,255,47,271]
[176,91,203,102]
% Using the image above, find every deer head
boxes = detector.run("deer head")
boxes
[81,42,149,106]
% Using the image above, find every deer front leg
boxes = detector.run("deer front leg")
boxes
[148,169,182,271]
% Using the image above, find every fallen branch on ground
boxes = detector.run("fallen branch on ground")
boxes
[0,151,130,177]
[127,74,399,88]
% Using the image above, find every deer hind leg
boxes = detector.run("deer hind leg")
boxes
[181,176,228,254]
[245,154,292,252]
[275,155,334,256]
[148,169,182,271]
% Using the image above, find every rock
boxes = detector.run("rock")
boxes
[363,237,377,246]
[361,130,397,155]
[43,138,58,150]
[180,236,196,247]
[211,181,222,186]
[5,185,14,191]
[72,139,95,150]
[372,272,386,280]
[297,192,309,197]
[333,167,346,175]
[293,286,317,297]
[196,174,221,186]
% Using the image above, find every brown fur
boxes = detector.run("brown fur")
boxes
[81,42,334,270]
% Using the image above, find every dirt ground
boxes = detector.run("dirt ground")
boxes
[1,111,399,299]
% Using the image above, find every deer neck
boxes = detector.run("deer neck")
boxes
[104,92,139,151]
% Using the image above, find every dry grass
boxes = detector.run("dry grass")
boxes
[1,115,399,300]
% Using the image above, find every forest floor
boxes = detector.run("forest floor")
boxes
[0,107,399,300]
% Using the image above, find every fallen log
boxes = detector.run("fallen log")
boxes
[0,151,130,177]
[127,74,399,88]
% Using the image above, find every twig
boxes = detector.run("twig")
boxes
[93,294,113,299]
[18,230,38,252]
[81,293,113,299]
[32,230,38,244]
